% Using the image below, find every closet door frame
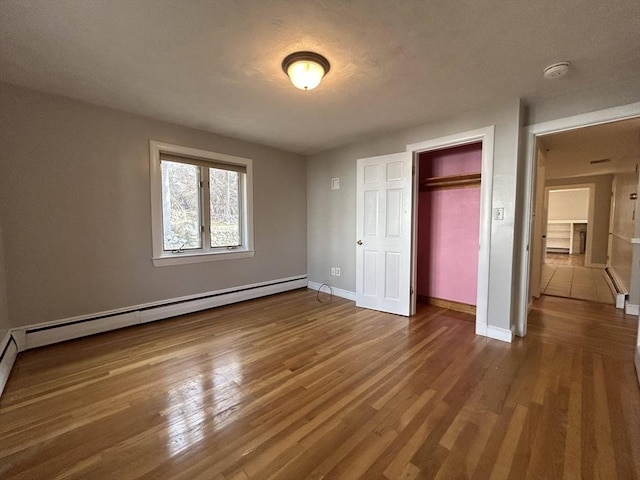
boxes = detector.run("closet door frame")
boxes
[407,126,495,338]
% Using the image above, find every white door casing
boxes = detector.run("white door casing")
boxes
[407,126,494,338]
[518,101,640,337]
[356,152,413,316]
[530,147,546,299]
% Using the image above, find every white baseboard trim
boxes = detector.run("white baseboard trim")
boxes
[636,347,640,388]
[0,331,18,396]
[11,275,308,352]
[589,262,607,269]
[486,325,514,343]
[307,281,356,302]
[625,303,639,316]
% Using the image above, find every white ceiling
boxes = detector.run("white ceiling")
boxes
[1,0,639,154]
[540,117,640,179]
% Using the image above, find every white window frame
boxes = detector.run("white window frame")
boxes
[150,140,255,267]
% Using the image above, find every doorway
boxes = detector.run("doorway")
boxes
[519,106,640,337]
[415,143,482,317]
[407,126,494,338]
[539,185,615,303]
[545,187,590,261]
[355,126,495,339]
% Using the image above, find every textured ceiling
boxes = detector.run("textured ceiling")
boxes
[541,117,640,179]
[1,0,639,154]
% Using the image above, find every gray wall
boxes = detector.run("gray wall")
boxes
[526,77,640,126]
[0,83,307,328]
[546,175,612,265]
[308,98,522,332]
[0,220,9,337]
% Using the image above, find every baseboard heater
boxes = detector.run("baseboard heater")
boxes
[604,267,627,310]
[14,275,308,351]
[0,334,18,396]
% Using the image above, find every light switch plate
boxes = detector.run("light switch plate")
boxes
[494,208,505,221]
[331,178,340,190]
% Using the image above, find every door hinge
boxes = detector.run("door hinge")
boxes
[412,165,416,175]
[200,181,204,188]
[201,225,205,233]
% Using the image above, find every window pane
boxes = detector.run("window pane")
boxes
[161,161,202,250]
[209,168,241,247]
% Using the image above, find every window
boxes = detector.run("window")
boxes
[150,141,254,266]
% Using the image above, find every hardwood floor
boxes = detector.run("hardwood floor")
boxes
[1,289,638,479]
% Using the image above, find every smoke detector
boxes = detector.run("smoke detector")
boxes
[544,61,571,79]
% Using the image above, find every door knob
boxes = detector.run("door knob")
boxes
[357,240,363,245]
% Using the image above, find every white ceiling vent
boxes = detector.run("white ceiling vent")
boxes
[543,61,571,79]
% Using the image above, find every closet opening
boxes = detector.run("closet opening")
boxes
[415,142,482,318]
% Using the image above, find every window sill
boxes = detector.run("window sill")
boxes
[152,249,255,267]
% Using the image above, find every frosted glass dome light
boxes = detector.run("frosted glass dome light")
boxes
[282,51,330,91]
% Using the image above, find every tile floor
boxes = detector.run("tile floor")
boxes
[541,254,615,304]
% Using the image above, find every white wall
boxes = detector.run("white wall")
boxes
[308,98,522,332]
[0,82,307,328]
[548,189,589,221]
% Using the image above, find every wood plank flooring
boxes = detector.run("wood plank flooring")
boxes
[0,289,638,479]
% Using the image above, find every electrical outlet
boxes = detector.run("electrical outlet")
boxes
[331,267,336,276]
[335,267,341,276]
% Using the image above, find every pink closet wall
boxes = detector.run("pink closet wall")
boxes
[417,143,482,306]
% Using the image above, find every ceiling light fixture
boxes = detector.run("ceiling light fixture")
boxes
[543,61,571,79]
[282,51,330,91]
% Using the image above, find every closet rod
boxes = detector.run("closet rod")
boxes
[421,172,481,190]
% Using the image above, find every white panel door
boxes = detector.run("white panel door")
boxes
[356,152,412,316]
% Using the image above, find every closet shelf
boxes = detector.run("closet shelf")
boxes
[420,172,481,190]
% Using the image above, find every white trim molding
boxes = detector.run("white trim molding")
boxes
[635,347,640,388]
[149,140,255,267]
[518,102,640,338]
[626,303,639,316]
[486,325,514,343]
[406,125,495,341]
[307,281,356,302]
